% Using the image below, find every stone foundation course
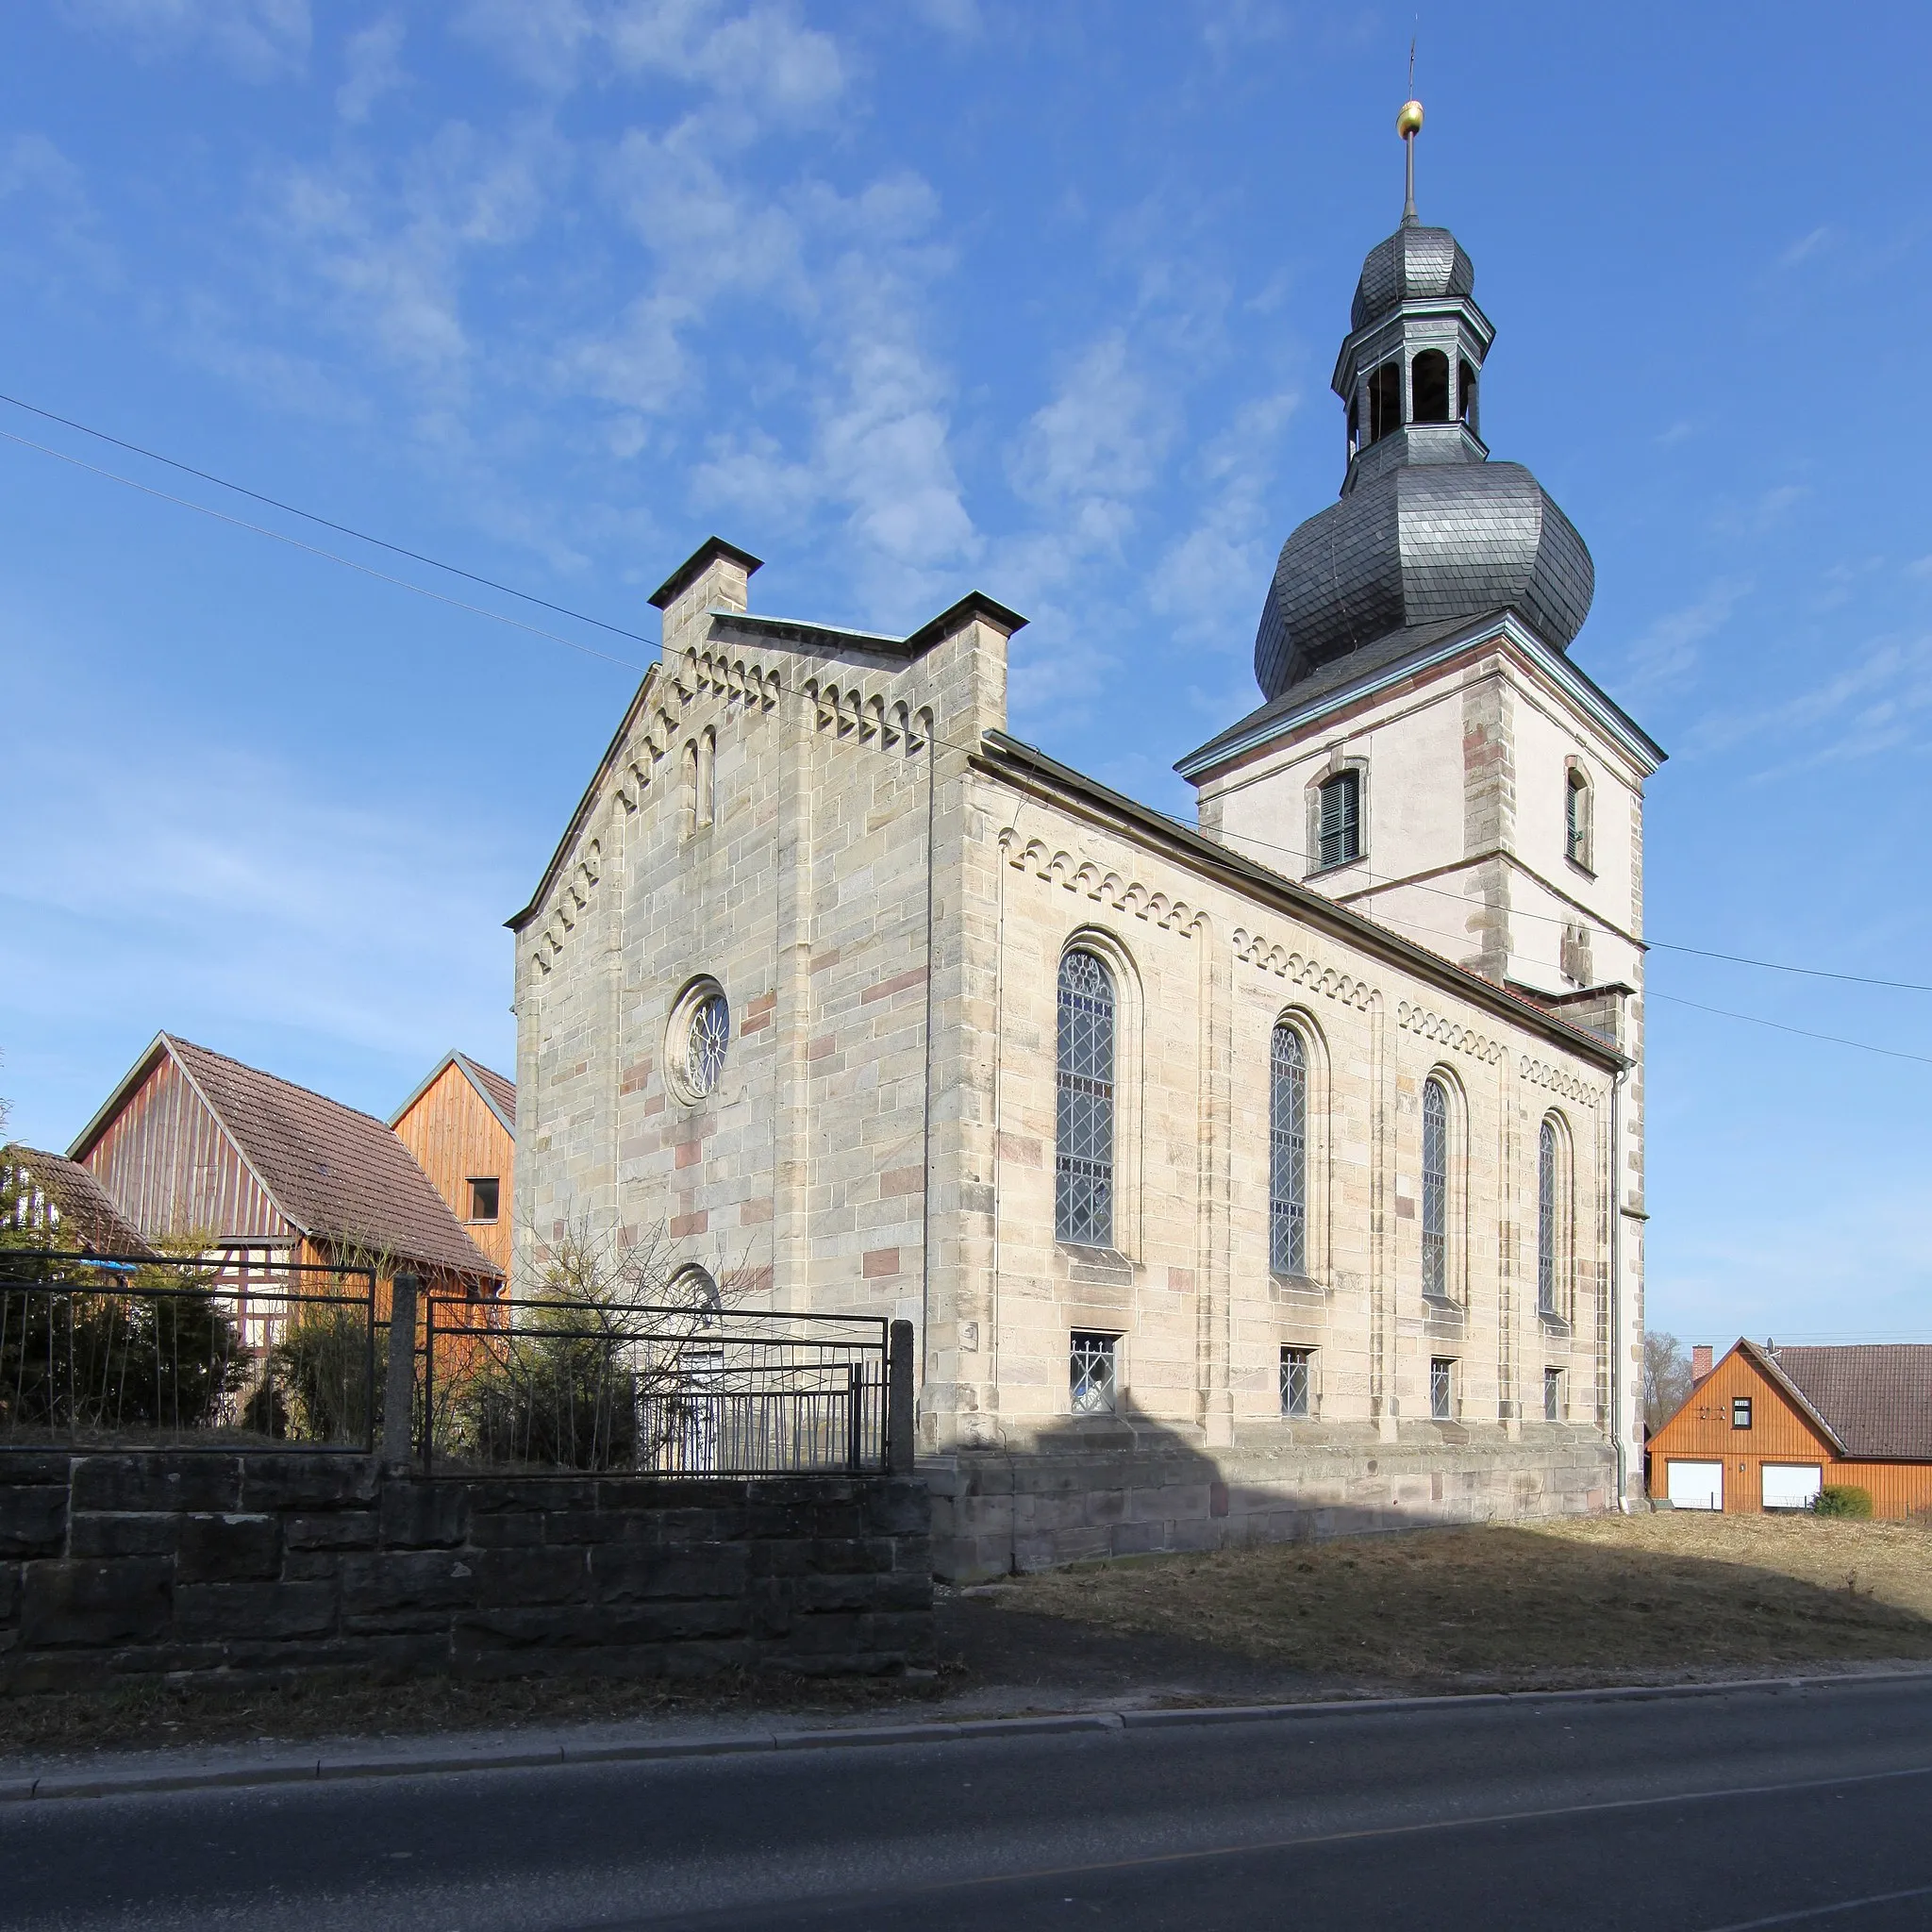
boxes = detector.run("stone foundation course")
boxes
[927,1427,1616,1581]
[0,1452,933,1690]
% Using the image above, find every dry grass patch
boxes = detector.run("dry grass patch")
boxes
[997,1514,1932,1690]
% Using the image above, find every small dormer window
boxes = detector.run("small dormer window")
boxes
[1316,769,1361,869]
[1411,349,1450,424]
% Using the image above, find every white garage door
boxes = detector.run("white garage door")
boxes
[1667,1460,1724,1510]
[1762,1464,1823,1511]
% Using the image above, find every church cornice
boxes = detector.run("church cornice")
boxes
[977,728,1627,1074]
[1174,610,1666,784]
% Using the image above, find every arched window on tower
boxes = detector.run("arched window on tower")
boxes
[1458,358,1478,429]
[1269,1024,1307,1275]
[1347,395,1360,459]
[1370,362,1401,443]
[1056,949,1116,1247]
[1422,1074,1449,1300]
[1411,349,1450,424]
[1565,764,1592,870]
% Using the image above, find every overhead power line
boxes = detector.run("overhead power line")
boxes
[1647,991,1932,1067]
[4,391,1924,1025]
[0,427,646,674]
[0,390,657,648]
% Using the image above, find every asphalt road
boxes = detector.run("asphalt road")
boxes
[6,1675,1932,1930]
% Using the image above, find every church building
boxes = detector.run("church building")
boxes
[510,107,1663,1579]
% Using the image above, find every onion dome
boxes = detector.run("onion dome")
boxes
[1351,225,1474,332]
[1251,99,1594,702]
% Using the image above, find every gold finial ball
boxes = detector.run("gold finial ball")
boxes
[1397,98,1424,139]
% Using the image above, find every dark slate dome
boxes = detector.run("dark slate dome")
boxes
[1351,224,1474,332]
[1254,460,1594,701]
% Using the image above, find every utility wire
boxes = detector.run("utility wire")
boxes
[0,389,658,648]
[7,394,1924,1008]
[1647,991,1932,1067]
[0,427,647,674]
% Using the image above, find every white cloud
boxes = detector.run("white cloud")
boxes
[1008,332,1174,566]
[1150,387,1297,649]
[459,0,844,122]
[337,15,406,124]
[1614,576,1751,698]
[59,0,310,81]
[1777,224,1834,270]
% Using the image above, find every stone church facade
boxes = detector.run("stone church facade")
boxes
[510,175,1662,1580]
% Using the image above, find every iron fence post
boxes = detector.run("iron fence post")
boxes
[382,1270,420,1472]
[888,1320,915,1475]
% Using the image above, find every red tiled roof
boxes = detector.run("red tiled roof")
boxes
[1769,1344,1932,1462]
[163,1038,498,1280]
[8,1148,155,1257]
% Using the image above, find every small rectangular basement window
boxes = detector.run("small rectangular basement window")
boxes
[1430,1357,1456,1422]
[1071,1332,1118,1415]
[1544,1366,1563,1423]
[1280,1346,1313,1419]
[1732,1395,1753,1430]
[467,1176,501,1224]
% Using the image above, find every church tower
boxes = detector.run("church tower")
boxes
[1178,100,1662,1031]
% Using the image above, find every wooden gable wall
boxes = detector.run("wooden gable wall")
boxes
[391,1064,513,1276]
[78,1050,292,1248]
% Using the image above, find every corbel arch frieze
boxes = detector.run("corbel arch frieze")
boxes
[1395,999,1507,1065]
[999,828,1205,937]
[1231,924,1378,1011]
[802,676,930,758]
[1517,1056,1603,1108]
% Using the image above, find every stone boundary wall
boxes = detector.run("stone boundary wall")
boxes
[0,1452,933,1690]
[926,1431,1615,1581]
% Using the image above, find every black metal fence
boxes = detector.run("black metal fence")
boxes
[423,1295,893,1477]
[0,1250,377,1450]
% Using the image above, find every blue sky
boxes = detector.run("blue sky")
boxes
[0,1,1926,1351]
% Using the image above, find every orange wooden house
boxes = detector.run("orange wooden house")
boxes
[1649,1339,1932,1519]
[388,1052,515,1279]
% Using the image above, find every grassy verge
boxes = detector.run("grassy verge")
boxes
[993,1513,1932,1691]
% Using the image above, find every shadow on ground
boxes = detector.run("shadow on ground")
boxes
[992,1517,1932,1690]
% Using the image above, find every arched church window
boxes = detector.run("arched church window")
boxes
[1565,765,1591,869]
[1537,1117,1560,1318]
[1458,358,1478,427]
[1269,1024,1307,1275]
[1347,395,1360,459]
[1422,1074,1449,1299]
[1411,349,1451,424]
[1316,769,1360,869]
[1056,949,1116,1247]
[1370,363,1401,443]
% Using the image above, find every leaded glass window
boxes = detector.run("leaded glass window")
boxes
[1543,1366,1562,1423]
[1422,1074,1448,1299]
[1280,1346,1312,1419]
[1430,1356,1455,1422]
[1055,950,1115,1246]
[1269,1024,1307,1275]
[1071,1332,1117,1414]
[686,993,730,1098]
[1538,1119,1558,1317]
[1317,770,1360,869]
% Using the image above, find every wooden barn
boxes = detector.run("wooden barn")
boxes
[1649,1338,1932,1519]
[388,1051,515,1279]
[67,1034,500,1340]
